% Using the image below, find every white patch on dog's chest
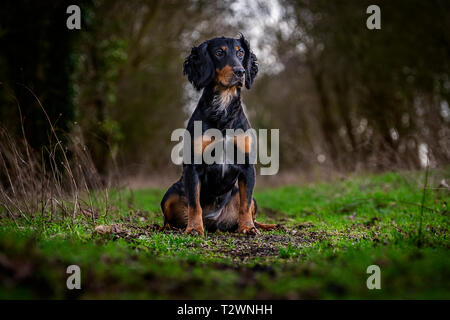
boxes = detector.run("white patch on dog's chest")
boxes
[213,87,237,112]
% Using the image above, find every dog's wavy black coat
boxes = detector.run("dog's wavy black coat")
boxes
[161,35,276,235]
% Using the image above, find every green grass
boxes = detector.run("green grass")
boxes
[0,170,449,299]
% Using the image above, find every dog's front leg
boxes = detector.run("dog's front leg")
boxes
[184,166,204,236]
[238,165,259,235]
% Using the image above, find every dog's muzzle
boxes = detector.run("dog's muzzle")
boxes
[232,67,245,87]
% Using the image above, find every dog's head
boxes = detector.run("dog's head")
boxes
[183,34,258,91]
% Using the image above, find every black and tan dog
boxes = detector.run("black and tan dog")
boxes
[161,35,277,236]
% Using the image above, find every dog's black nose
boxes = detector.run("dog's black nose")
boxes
[233,67,245,78]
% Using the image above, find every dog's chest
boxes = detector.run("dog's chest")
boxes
[201,162,240,194]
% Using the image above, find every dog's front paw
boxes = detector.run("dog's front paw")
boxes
[185,225,204,236]
[238,224,260,236]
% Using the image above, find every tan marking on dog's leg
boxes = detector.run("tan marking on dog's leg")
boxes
[238,180,258,235]
[254,221,279,231]
[186,183,204,236]
[163,194,188,229]
[249,198,279,231]
[163,194,178,223]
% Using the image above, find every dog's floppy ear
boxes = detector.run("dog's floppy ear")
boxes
[239,34,258,89]
[183,41,215,90]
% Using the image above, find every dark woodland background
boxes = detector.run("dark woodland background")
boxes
[0,0,449,183]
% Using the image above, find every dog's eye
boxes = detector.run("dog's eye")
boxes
[215,50,224,57]
[237,50,244,59]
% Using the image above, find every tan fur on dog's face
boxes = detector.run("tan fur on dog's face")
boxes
[215,65,235,88]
